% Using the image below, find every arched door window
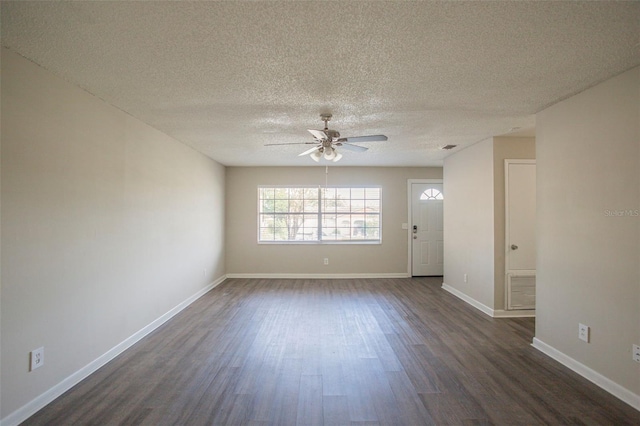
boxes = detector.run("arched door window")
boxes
[419,188,444,200]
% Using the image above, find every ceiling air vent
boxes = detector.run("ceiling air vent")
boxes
[440,144,457,150]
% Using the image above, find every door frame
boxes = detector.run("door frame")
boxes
[407,179,444,276]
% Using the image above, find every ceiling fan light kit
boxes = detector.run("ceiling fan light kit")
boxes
[265,114,388,163]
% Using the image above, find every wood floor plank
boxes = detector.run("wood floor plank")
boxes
[22,277,640,425]
[323,395,350,425]
[385,370,435,424]
[341,358,380,422]
[297,374,324,426]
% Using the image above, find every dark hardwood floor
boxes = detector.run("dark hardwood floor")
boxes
[24,278,639,425]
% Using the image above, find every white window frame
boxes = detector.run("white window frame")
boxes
[258,186,382,244]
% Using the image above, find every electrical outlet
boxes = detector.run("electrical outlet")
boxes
[463,274,468,283]
[30,347,44,371]
[633,344,640,363]
[323,258,329,265]
[578,323,590,343]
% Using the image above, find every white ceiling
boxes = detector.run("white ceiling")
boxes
[2,1,638,167]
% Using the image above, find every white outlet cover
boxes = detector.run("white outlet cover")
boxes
[633,344,640,363]
[578,323,590,343]
[30,347,44,371]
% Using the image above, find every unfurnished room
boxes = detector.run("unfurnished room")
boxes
[1,1,639,425]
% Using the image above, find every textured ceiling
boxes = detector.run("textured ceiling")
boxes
[2,1,639,166]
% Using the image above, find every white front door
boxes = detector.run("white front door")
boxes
[411,182,444,276]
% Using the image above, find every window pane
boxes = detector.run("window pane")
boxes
[322,214,337,227]
[333,228,348,239]
[274,188,288,199]
[365,188,380,199]
[260,200,274,213]
[365,214,380,227]
[420,188,444,200]
[259,226,274,240]
[259,212,273,223]
[260,188,274,200]
[351,188,365,199]
[322,230,338,240]
[273,227,289,240]
[336,188,350,200]
[351,214,365,221]
[300,229,317,241]
[322,187,336,199]
[304,187,318,199]
[273,199,289,213]
[303,199,318,212]
[288,200,304,215]
[323,199,337,212]
[288,188,304,200]
[365,227,379,239]
[351,199,365,212]
[364,199,379,212]
[336,199,351,213]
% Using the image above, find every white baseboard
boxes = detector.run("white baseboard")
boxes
[225,273,411,279]
[532,337,640,411]
[441,283,495,317]
[0,275,227,426]
[441,283,536,318]
[493,309,536,318]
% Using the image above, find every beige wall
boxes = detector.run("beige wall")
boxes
[225,166,442,275]
[536,67,639,396]
[1,48,226,418]
[443,138,495,308]
[493,137,536,310]
[0,48,3,417]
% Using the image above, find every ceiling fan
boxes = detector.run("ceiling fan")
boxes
[265,114,388,162]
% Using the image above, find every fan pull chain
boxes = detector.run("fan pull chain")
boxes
[325,165,329,188]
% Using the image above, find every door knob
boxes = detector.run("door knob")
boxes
[511,244,518,250]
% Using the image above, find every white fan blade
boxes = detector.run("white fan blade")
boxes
[264,142,317,146]
[298,146,321,156]
[339,143,368,152]
[307,129,327,140]
[339,134,387,143]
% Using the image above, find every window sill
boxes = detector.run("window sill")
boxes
[258,240,382,245]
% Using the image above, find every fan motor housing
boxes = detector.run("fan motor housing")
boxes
[326,129,340,139]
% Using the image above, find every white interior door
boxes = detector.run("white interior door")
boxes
[505,160,536,310]
[506,161,536,271]
[411,182,444,276]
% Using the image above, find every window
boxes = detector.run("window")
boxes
[259,187,381,243]
[420,188,443,200]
